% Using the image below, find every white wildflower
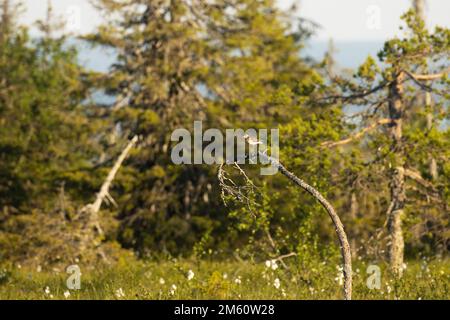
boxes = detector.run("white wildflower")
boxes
[44,286,50,295]
[335,266,344,286]
[64,291,71,299]
[187,270,195,281]
[115,288,125,298]
[223,273,228,279]
[271,261,278,270]
[265,260,278,270]
[159,278,165,285]
[274,278,281,289]
[169,284,177,295]
[234,277,242,285]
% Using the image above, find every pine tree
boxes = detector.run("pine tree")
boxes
[319,10,449,274]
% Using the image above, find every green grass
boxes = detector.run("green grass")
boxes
[0,258,448,300]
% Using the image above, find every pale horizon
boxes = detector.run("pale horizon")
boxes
[17,0,450,42]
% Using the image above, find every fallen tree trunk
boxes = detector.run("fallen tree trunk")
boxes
[78,135,138,254]
[86,135,139,221]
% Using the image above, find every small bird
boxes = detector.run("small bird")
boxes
[243,134,262,145]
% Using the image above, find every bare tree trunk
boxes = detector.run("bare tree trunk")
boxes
[413,0,426,21]
[413,0,437,181]
[256,150,352,300]
[387,167,405,275]
[425,92,438,180]
[387,72,406,276]
[78,135,138,254]
[82,135,138,225]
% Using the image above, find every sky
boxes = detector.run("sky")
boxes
[18,0,450,42]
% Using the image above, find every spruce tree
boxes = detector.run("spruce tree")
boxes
[89,0,325,256]
[0,1,105,266]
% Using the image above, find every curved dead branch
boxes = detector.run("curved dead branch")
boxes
[267,155,352,300]
[80,135,138,235]
[242,139,353,300]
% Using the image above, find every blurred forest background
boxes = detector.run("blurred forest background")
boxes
[0,0,448,299]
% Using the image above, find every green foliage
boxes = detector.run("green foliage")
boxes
[318,9,450,258]
[87,0,322,256]
[0,6,109,266]
[0,1,448,299]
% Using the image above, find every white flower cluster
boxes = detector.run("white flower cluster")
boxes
[169,284,177,295]
[273,278,281,289]
[334,265,344,286]
[44,286,54,299]
[265,260,279,271]
[115,288,125,298]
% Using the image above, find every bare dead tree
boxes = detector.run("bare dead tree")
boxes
[412,0,438,181]
[412,0,426,21]
[78,135,138,254]
[260,151,352,300]
[219,139,353,300]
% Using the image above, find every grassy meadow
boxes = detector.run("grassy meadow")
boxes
[0,258,448,300]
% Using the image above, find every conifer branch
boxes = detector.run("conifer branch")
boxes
[405,67,450,81]
[322,118,392,148]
